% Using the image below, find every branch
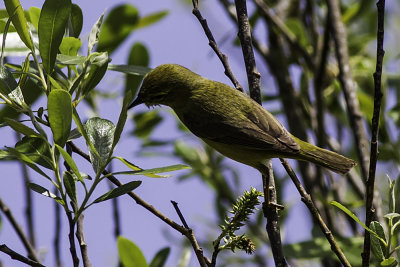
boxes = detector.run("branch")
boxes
[66,211,80,267]
[0,244,45,267]
[75,213,92,267]
[362,1,386,266]
[326,0,370,181]
[68,142,210,267]
[261,161,288,266]
[0,196,40,263]
[279,159,351,267]
[234,0,261,102]
[191,0,243,92]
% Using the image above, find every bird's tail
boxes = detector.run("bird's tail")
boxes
[293,137,356,175]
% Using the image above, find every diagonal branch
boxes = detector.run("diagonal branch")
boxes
[0,196,41,263]
[280,159,351,267]
[191,0,243,92]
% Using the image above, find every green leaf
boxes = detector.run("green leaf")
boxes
[63,171,77,203]
[383,213,400,221]
[6,146,52,180]
[96,4,139,54]
[38,0,71,74]
[370,221,386,261]
[133,110,162,138]
[113,158,190,178]
[59,37,81,56]
[117,236,149,267]
[93,181,141,204]
[125,42,149,95]
[15,136,52,169]
[81,52,110,96]
[4,0,33,49]
[55,144,83,182]
[28,7,40,31]
[48,89,72,146]
[84,117,115,174]
[108,64,151,76]
[87,12,104,53]
[112,87,133,153]
[69,4,83,38]
[27,182,64,205]
[4,117,39,137]
[134,10,168,30]
[149,247,170,267]
[0,65,18,95]
[56,54,86,65]
[380,257,398,267]
[331,201,388,246]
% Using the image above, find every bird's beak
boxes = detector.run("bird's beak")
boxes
[128,94,143,109]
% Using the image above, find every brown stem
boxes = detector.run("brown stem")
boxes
[191,0,243,92]
[280,159,351,266]
[326,0,370,181]
[0,244,45,267]
[362,1,385,266]
[234,0,261,102]
[0,197,40,263]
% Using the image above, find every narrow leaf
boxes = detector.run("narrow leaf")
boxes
[117,236,149,267]
[0,65,18,94]
[125,42,149,96]
[370,221,385,261]
[149,247,170,267]
[15,136,52,169]
[108,64,151,76]
[134,11,168,30]
[93,181,141,204]
[87,12,104,53]
[4,117,39,137]
[63,171,77,203]
[55,144,83,182]
[331,201,388,246]
[38,0,71,73]
[69,4,83,38]
[6,146,52,180]
[27,182,64,205]
[48,89,72,146]
[4,0,33,49]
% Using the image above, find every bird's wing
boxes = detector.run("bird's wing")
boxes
[179,104,300,154]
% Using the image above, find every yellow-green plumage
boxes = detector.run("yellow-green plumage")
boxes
[129,64,356,175]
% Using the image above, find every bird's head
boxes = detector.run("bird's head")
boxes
[128,64,196,109]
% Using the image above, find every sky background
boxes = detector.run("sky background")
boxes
[0,0,378,266]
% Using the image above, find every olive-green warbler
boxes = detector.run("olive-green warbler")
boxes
[129,64,356,176]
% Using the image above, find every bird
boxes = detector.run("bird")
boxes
[129,64,356,181]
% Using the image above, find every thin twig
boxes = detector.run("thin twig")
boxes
[234,0,261,102]
[0,244,45,267]
[68,142,210,267]
[326,0,370,181]
[0,196,40,263]
[280,159,351,267]
[191,0,243,92]
[362,1,385,266]
[171,201,190,229]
